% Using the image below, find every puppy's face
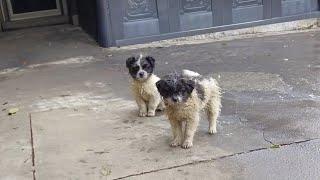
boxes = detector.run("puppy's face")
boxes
[126,55,155,81]
[156,74,195,105]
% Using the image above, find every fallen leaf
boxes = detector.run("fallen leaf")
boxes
[270,144,280,149]
[60,94,71,97]
[100,166,112,176]
[8,108,19,115]
[94,151,109,155]
[79,159,87,163]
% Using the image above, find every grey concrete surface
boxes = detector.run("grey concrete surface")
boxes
[31,108,268,179]
[0,25,319,179]
[0,112,33,180]
[0,25,101,70]
[131,139,320,180]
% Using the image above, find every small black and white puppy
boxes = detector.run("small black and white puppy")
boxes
[126,54,164,117]
[156,70,221,149]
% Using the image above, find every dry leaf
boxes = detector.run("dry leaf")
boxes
[8,108,19,115]
[270,144,280,149]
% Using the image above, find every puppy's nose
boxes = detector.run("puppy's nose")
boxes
[172,96,178,102]
[139,72,145,77]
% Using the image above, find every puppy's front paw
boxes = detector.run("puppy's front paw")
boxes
[147,111,156,117]
[139,111,147,117]
[170,139,181,147]
[181,141,193,149]
[208,127,217,135]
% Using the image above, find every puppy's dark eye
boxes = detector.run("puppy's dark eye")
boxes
[177,85,184,91]
[131,66,139,71]
[142,64,148,69]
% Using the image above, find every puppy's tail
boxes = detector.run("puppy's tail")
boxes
[182,69,201,78]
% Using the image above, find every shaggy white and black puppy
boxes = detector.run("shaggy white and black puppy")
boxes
[126,54,164,117]
[156,70,221,149]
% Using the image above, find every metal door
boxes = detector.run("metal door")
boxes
[107,0,224,44]
[104,0,320,47]
[108,0,169,41]
[282,0,318,16]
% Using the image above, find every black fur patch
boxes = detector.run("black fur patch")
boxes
[145,56,155,68]
[126,56,139,78]
[156,73,195,103]
[126,55,155,79]
[140,57,154,74]
[126,56,136,68]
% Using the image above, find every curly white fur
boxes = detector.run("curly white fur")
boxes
[165,71,221,148]
[131,74,164,117]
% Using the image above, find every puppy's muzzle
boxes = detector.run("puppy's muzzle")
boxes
[172,96,179,102]
[138,72,145,78]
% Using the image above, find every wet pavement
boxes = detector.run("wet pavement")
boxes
[0,25,319,179]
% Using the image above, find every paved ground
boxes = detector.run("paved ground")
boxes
[0,25,320,180]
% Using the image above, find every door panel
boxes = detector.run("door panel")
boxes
[282,0,318,16]
[123,0,159,38]
[109,0,166,40]
[179,0,213,31]
[232,0,263,23]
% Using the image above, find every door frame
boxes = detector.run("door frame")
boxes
[5,0,62,21]
[0,0,5,31]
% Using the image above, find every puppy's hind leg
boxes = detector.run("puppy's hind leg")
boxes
[206,98,221,135]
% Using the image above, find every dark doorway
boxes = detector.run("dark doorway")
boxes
[10,0,58,14]
[5,0,62,20]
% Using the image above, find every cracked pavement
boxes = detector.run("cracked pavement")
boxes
[0,25,320,179]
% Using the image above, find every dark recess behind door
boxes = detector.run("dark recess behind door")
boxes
[77,0,98,40]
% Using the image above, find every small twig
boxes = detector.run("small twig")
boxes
[262,131,274,145]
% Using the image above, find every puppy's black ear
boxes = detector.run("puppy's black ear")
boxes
[126,56,136,68]
[156,80,166,95]
[145,56,155,68]
[183,79,195,94]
